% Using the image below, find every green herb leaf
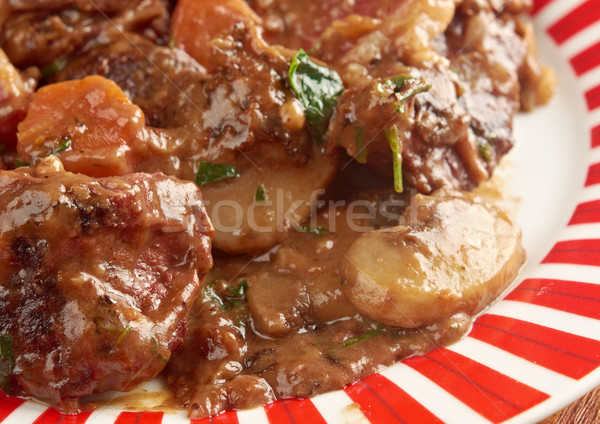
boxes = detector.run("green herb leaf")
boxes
[388,75,413,91]
[0,335,14,368]
[40,59,68,79]
[195,162,239,187]
[354,126,366,164]
[151,337,169,364]
[396,83,432,104]
[229,279,249,298]
[289,49,344,142]
[0,334,15,392]
[296,225,328,236]
[478,139,492,161]
[385,125,403,193]
[255,185,266,202]
[384,75,432,113]
[53,138,72,154]
[14,159,29,168]
[333,327,385,348]
[205,284,225,310]
[115,325,131,347]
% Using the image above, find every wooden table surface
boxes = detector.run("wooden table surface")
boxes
[539,386,600,423]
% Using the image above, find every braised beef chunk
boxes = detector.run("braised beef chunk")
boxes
[0,0,169,68]
[325,68,480,193]
[49,30,207,129]
[0,156,213,411]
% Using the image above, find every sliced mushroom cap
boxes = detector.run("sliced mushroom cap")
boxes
[340,190,525,328]
[203,143,338,254]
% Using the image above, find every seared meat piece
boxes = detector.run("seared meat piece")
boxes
[0,156,214,412]
[325,67,481,193]
[445,3,555,112]
[0,0,168,68]
[456,0,532,14]
[0,48,37,148]
[319,0,551,193]
[49,30,207,129]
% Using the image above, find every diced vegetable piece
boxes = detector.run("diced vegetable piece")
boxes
[17,75,148,177]
[170,0,262,72]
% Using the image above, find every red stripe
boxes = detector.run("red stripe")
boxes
[469,314,600,379]
[569,200,600,225]
[192,410,239,424]
[32,409,63,424]
[593,125,600,148]
[60,411,94,424]
[32,409,93,424]
[585,163,600,186]
[570,41,600,76]
[542,239,600,265]
[585,85,600,111]
[548,0,600,44]
[344,373,443,424]
[265,399,326,424]
[0,396,26,422]
[531,0,554,15]
[115,411,164,424]
[404,349,548,423]
[505,278,600,320]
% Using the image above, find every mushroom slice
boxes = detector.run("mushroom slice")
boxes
[340,190,525,328]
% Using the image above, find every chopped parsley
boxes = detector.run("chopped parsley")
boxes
[383,75,432,113]
[53,138,72,154]
[289,49,344,142]
[151,337,169,364]
[331,327,385,349]
[255,184,266,202]
[206,279,249,310]
[385,125,403,193]
[97,322,132,347]
[195,162,239,187]
[478,139,492,161]
[115,325,132,347]
[296,225,328,236]
[205,283,225,310]
[227,279,249,309]
[40,59,68,79]
[230,279,249,298]
[388,75,413,90]
[0,334,15,392]
[14,159,29,168]
[354,126,366,164]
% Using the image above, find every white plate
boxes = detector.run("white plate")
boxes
[3,0,600,422]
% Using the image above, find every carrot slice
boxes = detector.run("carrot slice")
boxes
[170,0,261,72]
[17,75,147,177]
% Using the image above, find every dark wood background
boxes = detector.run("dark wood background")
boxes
[540,386,600,423]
